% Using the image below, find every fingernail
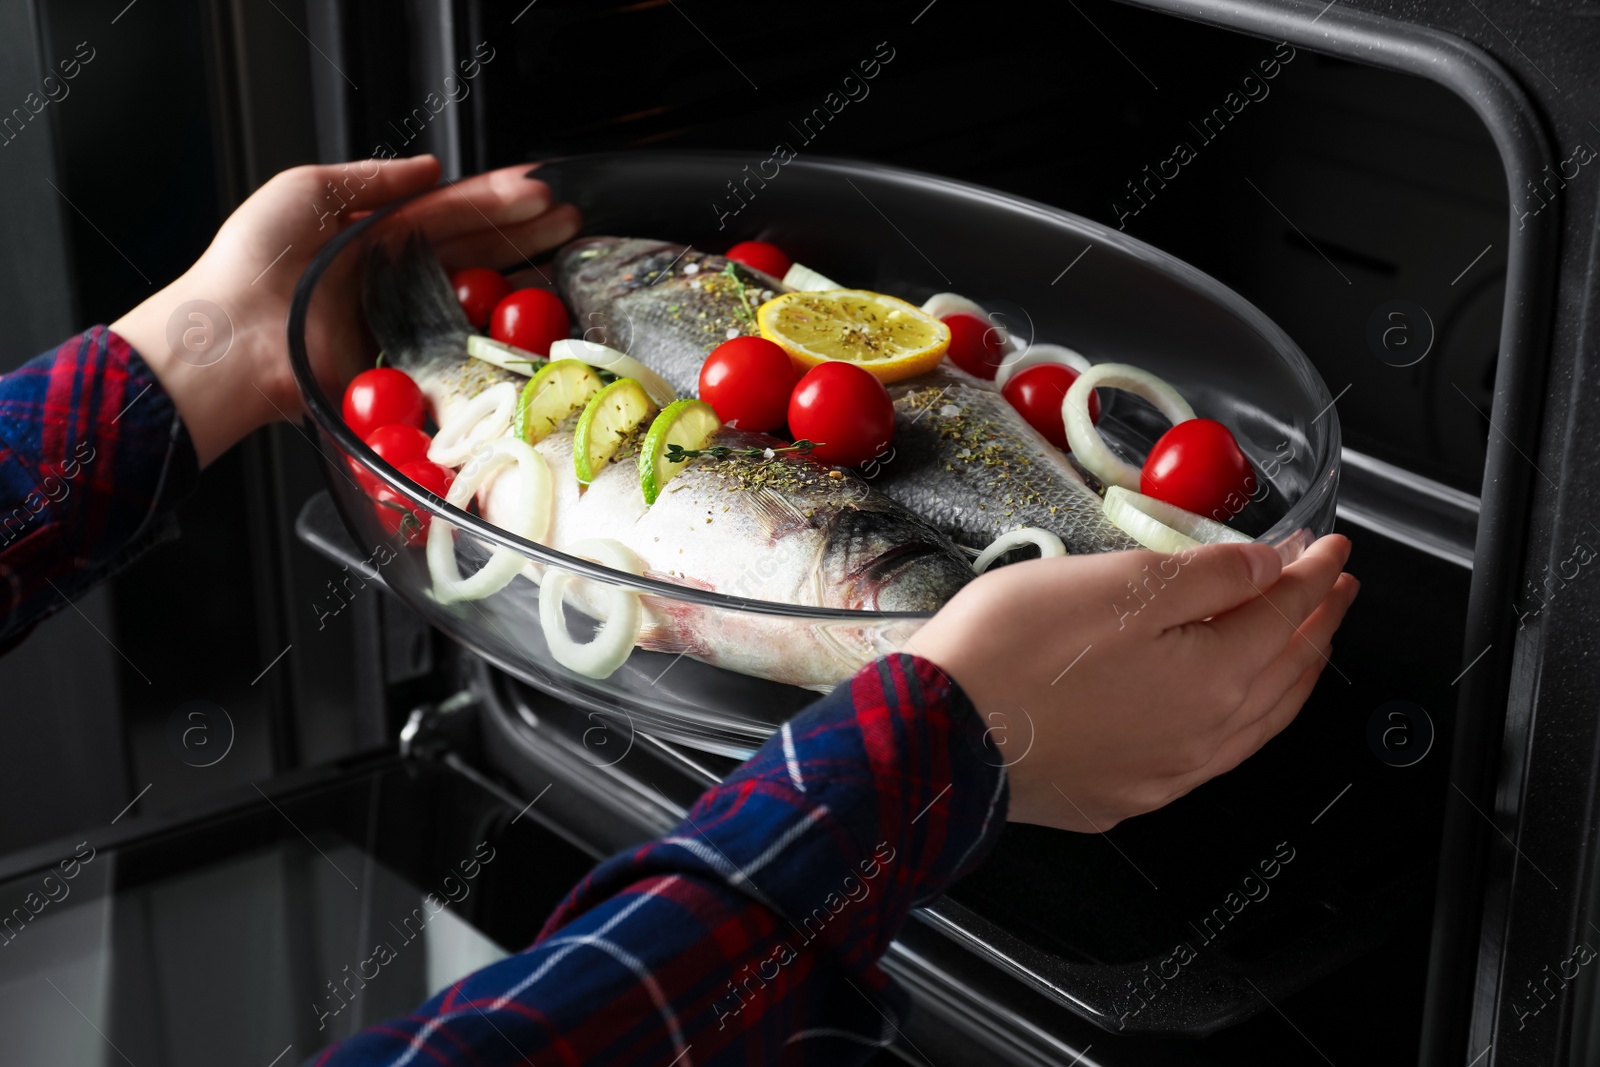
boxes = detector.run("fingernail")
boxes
[531,168,561,202]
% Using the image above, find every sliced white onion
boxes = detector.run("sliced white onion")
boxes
[549,339,677,408]
[995,343,1092,387]
[428,381,518,467]
[921,292,991,323]
[781,262,842,291]
[1063,363,1196,490]
[467,334,543,376]
[972,527,1067,574]
[1103,486,1251,553]
[921,292,1017,357]
[427,438,552,604]
[539,538,644,679]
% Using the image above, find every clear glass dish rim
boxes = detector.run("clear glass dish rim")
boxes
[287,151,1341,623]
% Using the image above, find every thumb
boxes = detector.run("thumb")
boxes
[1141,541,1283,629]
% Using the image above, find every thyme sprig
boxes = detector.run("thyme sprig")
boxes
[664,439,820,463]
[723,262,762,323]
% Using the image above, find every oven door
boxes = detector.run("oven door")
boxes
[0,748,606,1066]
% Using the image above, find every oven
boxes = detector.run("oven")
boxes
[0,0,1594,1064]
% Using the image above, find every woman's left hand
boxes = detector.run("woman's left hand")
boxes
[111,154,580,467]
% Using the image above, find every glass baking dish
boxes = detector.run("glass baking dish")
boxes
[287,151,1339,756]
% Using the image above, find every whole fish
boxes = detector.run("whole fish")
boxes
[555,236,1138,553]
[362,237,973,687]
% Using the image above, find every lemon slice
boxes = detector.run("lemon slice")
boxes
[638,399,721,505]
[515,359,604,444]
[756,289,950,383]
[575,379,658,484]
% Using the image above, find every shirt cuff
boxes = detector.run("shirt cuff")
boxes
[0,327,199,642]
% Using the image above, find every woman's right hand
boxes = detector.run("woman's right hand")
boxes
[910,534,1358,832]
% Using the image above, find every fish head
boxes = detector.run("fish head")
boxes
[554,236,691,356]
[816,504,973,614]
[555,236,686,297]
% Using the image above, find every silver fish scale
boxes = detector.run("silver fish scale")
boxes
[873,370,1140,554]
[559,237,780,397]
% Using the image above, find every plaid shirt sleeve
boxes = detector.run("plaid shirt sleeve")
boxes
[315,653,1008,1067]
[0,328,198,646]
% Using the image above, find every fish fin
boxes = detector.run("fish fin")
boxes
[363,233,472,371]
[635,591,712,657]
[736,485,821,542]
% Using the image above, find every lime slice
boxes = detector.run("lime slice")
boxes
[549,339,678,408]
[1103,486,1251,553]
[575,378,658,484]
[468,334,545,376]
[638,399,721,505]
[515,359,604,444]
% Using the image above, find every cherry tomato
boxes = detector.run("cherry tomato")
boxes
[490,288,570,357]
[698,337,799,432]
[451,267,512,329]
[787,361,895,468]
[724,240,792,279]
[351,424,433,493]
[1001,364,1099,451]
[1140,418,1256,520]
[943,313,1007,379]
[343,367,426,439]
[373,460,455,544]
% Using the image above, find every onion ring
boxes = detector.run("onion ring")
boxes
[427,438,551,603]
[995,343,1092,387]
[972,527,1068,574]
[539,538,645,679]
[1102,486,1250,553]
[427,381,518,467]
[1063,363,1196,490]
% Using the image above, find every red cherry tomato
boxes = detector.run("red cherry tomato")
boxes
[1140,418,1256,520]
[724,241,792,279]
[343,367,426,439]
[698,337,799,432]
[450,267,512,329]
[490,289,570,357]
[373,460,455,544]
[1001,364,1099,451]
[787,361,896,468]
[352,424,433,493]
[943,313,1007,379]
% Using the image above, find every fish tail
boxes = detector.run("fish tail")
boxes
[362,233,471,372]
